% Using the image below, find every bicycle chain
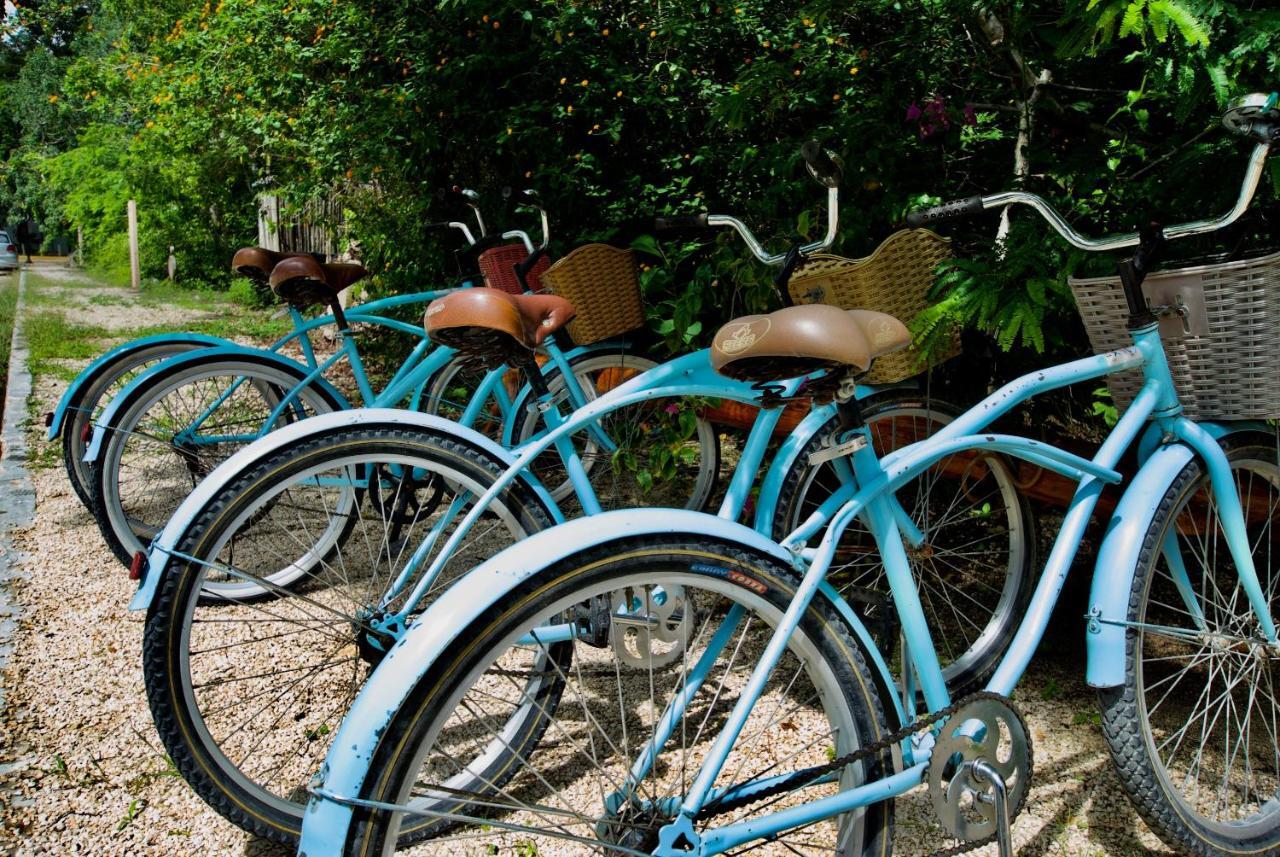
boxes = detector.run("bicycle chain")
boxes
[696,690,1020,857]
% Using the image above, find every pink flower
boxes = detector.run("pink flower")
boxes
[664,403,680,415]
[963,103,977,126]
[905,102,922,122]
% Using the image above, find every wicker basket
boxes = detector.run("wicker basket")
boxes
[787,229,958,385]
[477,243,551,294]
[540,243,645,345]
[1069,249,1280,420]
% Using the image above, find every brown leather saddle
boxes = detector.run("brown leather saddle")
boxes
[710,304,911,388]
[425,288,576,366]
[269,255,370,308]
[231,247,307,286]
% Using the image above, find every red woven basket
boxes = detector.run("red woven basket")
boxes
[478,243,551,294]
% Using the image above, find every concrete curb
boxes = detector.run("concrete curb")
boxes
[1,266,34,520]
[0,268,34,706]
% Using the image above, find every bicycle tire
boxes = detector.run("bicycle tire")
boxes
[344,535,895,857]
[1100,436,1280,856]
[143,423,558,847]
[60,339,216,509]
[513,350,722,511]
[90,353,344,567]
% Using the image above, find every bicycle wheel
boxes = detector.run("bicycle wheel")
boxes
[91,354,344,566]
[1100,436,1280,856]
[60,339,216,509]
[143,424,557,847]
[422,353,511,443]
[344,536,895,857]
[514,351,722,511]
[773,391,1035,696]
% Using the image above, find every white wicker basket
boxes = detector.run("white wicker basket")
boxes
[1069,249,1280,420]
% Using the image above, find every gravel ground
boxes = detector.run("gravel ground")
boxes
[0,269,1180,856]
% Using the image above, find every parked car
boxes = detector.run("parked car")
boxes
[0,232,19,272]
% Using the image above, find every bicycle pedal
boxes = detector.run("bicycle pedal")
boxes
[808,434,867,466]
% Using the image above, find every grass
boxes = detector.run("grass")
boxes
[0,272,16,406]
[20,270,292,379]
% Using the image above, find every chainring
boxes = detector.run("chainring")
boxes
[928,695,1032,843]
[608,584,693,669]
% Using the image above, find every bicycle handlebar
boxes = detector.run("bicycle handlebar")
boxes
[905,96,1275,252]
[425,221,478,247]
[654,141,840,267]
[801,140,842,188]
[503,187,551,249]
[907,145,1271,250]
[439,186,487,237]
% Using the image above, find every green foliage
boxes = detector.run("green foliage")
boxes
[0,0,1273,362]
[913,221,1081,357]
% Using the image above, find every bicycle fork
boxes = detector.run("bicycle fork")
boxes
[1164,417,1279,644]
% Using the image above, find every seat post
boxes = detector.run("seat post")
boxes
[328,298,350,333]
[834,374,864,431]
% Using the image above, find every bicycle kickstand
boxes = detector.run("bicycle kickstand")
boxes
[971,760,1015,857]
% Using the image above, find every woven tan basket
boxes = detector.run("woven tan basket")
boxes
[1070,249,1280,420]
[786,229,958,384]
[541,243,645,345]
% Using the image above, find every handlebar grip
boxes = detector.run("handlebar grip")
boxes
[801,140,842,187]
[905,196,986,229]
[654,214,710,231]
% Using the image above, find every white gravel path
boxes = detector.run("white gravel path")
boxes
[0,268,1179,856]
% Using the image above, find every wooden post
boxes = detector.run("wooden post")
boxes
[167,245,176,281]
[75,227,84,267]
[127,199,140,289]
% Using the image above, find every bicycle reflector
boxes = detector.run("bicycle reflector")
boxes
[129,551,146,581]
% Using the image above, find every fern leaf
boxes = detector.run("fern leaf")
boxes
[1161,0,1210,47]
[1207,63,1229,105]
[1119,0,1147,41]
[1148,0,1169,42]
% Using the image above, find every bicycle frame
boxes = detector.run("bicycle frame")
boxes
[82,287,617,466]
[359,346,918,634]
[649,321,1279,854]
[299,320,1280,857]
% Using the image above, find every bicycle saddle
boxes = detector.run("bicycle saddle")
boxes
[425,288,576,364]
[268,255,369,307]
[710,304,910,381]
[231,247,308,286]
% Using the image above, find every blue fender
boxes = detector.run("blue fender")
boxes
[47,333,232,439]
[129,408,561,613]
[84,345,350,464]
[298,509,905,854]
[1086,419,1270,688]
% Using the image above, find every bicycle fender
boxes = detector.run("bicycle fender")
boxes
[129,408,560,613]
[298,509,902,854]
[1086,440,1194,689]
[84,346,350,464]
[47,333,231,439]
[753,403,837,533]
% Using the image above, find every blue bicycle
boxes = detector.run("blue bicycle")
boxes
[300,94,1280,857]
[125,142,1028,848]
[46,187,490,511]
[81,192,701,575]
